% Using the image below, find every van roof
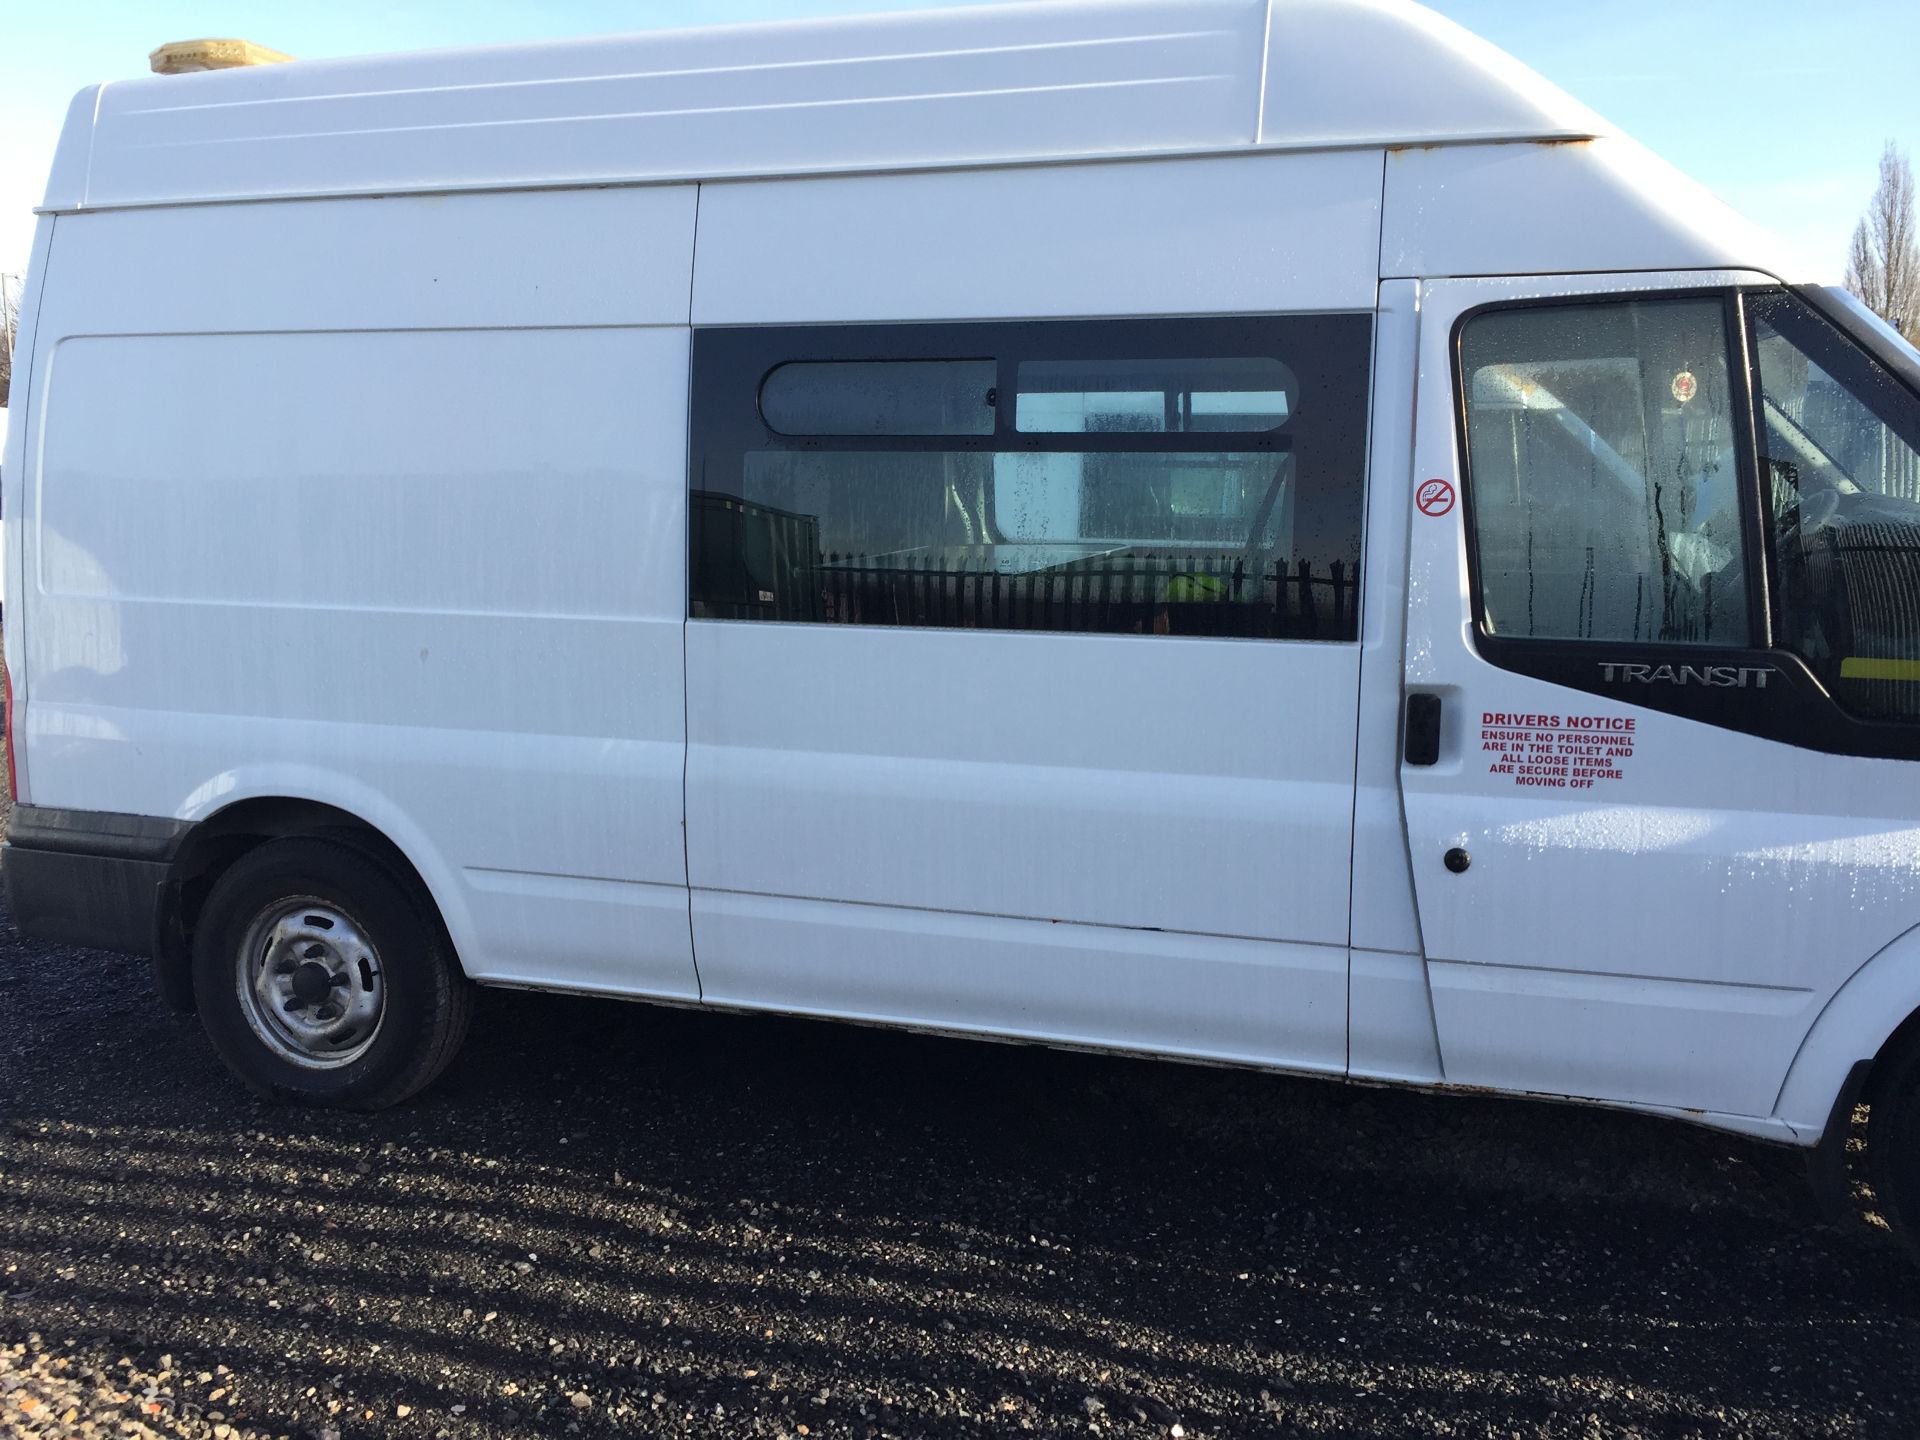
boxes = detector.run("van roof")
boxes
[41,0,1608,212]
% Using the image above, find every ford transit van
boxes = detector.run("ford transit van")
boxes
[7,0,1920,1256]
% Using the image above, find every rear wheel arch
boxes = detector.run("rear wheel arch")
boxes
[157,797,461,1012]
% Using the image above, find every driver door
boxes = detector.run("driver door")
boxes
[1400,273,1920,1120]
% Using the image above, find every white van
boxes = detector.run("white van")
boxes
[8,0,1920,1254]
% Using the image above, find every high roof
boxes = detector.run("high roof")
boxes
[42,0,1609,213]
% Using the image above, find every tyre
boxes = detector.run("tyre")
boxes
[1869,1034,1920,1261]
[191,838,472,1109]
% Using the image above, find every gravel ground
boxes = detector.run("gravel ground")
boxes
[2,869,1918,1437]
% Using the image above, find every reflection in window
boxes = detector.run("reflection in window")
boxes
[1752,291,1920,722]
[760,360,996,437]
[697,449,1300,635]
[1461,298,1749,646]
[691,316,1370,640]
[1016,357,1295,433]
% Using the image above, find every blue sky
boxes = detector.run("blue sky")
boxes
[1,0,1915,283]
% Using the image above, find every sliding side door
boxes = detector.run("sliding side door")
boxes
[682,313,1371,1071]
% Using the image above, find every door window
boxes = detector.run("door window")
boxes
[1460,298,1749,647]
[1750,291,1920,722]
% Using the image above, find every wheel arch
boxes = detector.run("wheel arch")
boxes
[156,794,468,1012]
[1774,921,1920,1138]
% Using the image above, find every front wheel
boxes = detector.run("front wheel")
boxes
[192,838,472,1109]
[1869,1035,1920,1261]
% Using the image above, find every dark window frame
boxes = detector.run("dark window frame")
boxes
[689,314,1374,643]
[1452,287,1767,654]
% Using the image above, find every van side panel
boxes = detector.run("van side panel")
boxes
[689,625,1360,946]
[692,150,1384,324]
[38,187,697,332]
[686,623,1356,1071]
[2,213,59,807]
[684,152,1380,1073]
[1380,139,1799,281]
[23,189,701,999]
[694,891,1350,1070]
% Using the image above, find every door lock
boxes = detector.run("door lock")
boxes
[1444,847,1472,874]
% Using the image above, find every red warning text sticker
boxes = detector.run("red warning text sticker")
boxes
[1481,711,1636,790]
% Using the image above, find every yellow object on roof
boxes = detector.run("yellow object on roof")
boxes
[150,39,293,75]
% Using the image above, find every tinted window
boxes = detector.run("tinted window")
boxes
[1751,291,1920,722]
[691,316,1370,640]
[760,360,996,437]
[1015,357,1295,433]
[1461,297,1749,646]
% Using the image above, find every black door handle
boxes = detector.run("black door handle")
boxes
[1404,693,1442,766]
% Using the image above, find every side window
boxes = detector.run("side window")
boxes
[1013,357,1295,433]
[689,317,1371,640]
[1460,297,1749,647]
[761,360,995,437]
[1750,291,1920,722]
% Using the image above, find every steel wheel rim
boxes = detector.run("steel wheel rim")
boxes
[235,898,385,1069]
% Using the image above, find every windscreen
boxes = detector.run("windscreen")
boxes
[1752,291,1920,722]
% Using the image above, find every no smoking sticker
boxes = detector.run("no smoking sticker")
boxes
[1416,478,1455,517]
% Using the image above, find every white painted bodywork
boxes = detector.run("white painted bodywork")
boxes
[1348,279,1439,1086]
[7,0,1909,1150]
[1380,139,1803,281]
[17,189,702,1001]
[686,625,1355,1072]
[1399,273,1920,1137]
[40,0,1598,214]
[692,149,1384,324]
